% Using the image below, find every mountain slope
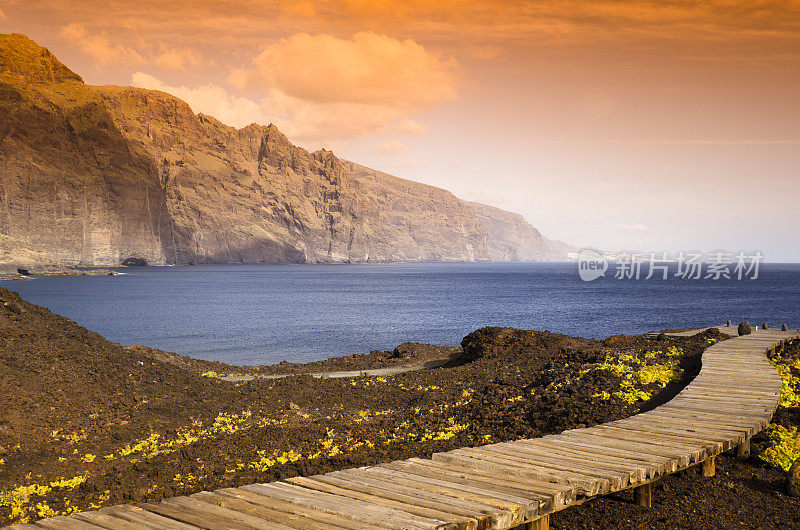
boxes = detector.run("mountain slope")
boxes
[0,33,575,268]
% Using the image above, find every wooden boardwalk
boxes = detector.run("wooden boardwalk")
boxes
[7,327,797,530]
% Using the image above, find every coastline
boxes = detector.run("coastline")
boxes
[0,267,119,281]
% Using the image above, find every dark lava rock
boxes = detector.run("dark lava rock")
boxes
[392,342,436,359]
[783,324,789,331]
[461,326,601,362]
[788,460,800,497]
[2,299,23,314]
[738,322,752,336]
[762,322,769,329]
[656,333,667,341]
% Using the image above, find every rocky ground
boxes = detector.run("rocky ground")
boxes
[0,286,797,527]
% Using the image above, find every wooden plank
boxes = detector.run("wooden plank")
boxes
[97,505,200,529]
[466,444,632,489]
[661,400,775,416]
[616,416,749,444]
[451,446,609,496]
[588,425,708,463]
[426,450,587,498]
[644,409,768,432]
[383,459,557,512]
[189,491,315,530]
[162,496,282,529]
[628,413,756,437]
[244,482,450,530]
[513,440,663,480]
[138,501,255,530]
[213,488,385,530]
[556,430,690,470]
[323,469,508,528]
[71,511,147,530]
[599,423,727,453]
[530,436,674,475]
[644,407,768,427]
[411,457,575,508]
[285,476,478,530]
[361,466,525,528]
[500,441,643,484]
[33,516,104,529]
[466,444,625,489]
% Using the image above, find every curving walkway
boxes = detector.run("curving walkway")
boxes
[7,327,797,530]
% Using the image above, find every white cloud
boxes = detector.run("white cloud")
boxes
[374,140,408,155]
[399,159,425,169]
[60,23,145,67]
[229,31,458,142]
[154,46,203,71]
[392,118,427,136]
[131,72,268,128]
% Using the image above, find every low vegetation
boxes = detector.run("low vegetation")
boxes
[757,339,800,471]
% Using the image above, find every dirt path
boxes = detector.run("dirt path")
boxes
[219,358,451,381]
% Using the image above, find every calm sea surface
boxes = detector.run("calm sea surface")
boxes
[8,263,800,366]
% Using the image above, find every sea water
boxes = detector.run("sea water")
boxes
[9,262,800,365]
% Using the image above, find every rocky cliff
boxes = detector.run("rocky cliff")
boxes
[0,33,575,268]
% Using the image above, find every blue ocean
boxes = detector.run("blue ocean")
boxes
[8,263,800,366]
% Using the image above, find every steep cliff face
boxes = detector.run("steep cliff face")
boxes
[0,34,176,267]
[0,34,575,267]
[467,202,576,261]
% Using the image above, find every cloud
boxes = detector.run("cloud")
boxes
[131,72,267,128]
[154,46,203,71]
[392,118,427,136]
[468,45,503,60]
[229,31,459,142]
[60,23,145,66]
[399,159,425,169]
[0,7,7,21]
[375,140,408,155]
[59,23,204,72]
[230,31,458,105]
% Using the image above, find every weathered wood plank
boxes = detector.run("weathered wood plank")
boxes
[71,511,147,530]
[321,469,506,527]
[457,446,610,495]
[361,467,525,528]
[244,482,450,529]
[97,505,200,529]
[213,487,384,529]
[384,459,555,513]
[33,517,104,529]
[138,501,254,530]
[285,476,478,530]
[162,496,283,529]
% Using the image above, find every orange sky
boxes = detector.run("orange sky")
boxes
[2,1,799,260]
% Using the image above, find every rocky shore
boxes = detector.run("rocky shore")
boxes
[0,267,117,281]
